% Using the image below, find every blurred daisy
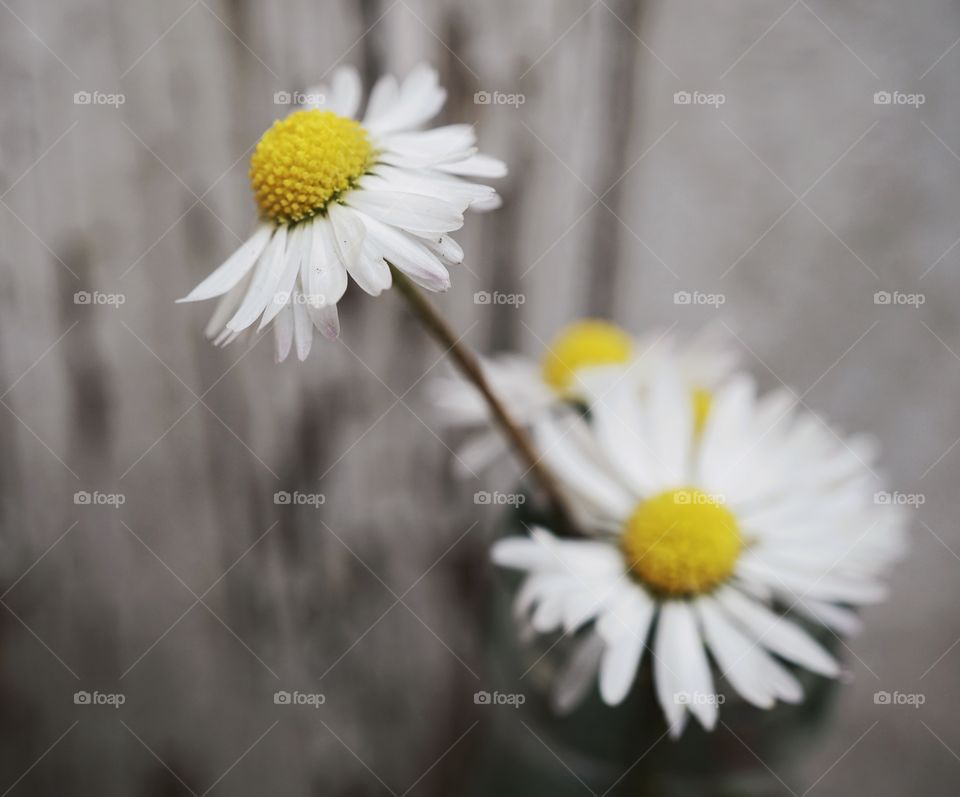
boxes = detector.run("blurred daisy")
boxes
[179,63,505,361]
[431,321,738,473]
[492,369,907,736]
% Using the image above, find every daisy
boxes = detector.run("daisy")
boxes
[492,368,907,736]
[178,63,506,361]
[431,320,739,473]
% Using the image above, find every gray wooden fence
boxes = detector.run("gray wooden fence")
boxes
[1,1,958,794]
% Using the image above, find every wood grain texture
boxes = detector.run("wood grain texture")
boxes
[0,0,958,794]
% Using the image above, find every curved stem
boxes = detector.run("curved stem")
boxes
[391,267,577,532]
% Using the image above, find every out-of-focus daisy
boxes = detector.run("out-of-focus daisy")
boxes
[492,369,907,736]
[431,321,739,473]
[179,63,505,361]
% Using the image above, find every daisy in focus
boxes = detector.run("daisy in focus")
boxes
[492,368,907,737]
[431,320,739,473]
[179,63,505,361]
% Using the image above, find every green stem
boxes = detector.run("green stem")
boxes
[391,266,577,532]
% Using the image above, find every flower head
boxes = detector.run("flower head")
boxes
[431,323,739,474]
[179,64,506,361]
[492,368,907,736]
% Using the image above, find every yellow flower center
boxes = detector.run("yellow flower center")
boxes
[540,320,633,393]
[620,488,741,596]
[249,109,375,223]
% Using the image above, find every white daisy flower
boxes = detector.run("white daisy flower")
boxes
[178,63,506,361]
[431,320,739,473]
[492,368,907,737]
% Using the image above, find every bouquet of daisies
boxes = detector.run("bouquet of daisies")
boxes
[178,61,909,782]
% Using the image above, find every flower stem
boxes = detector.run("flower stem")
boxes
[391,266,577,532]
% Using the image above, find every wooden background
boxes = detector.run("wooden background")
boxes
[1,0,958,794]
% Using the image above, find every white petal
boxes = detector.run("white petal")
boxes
[491,534,554,571]
[735,554,887,605]
[422,234,464,264]
[378,125,477,168]
[305,217,348,307]
[327,203,366,275]
[364,63,446,135]
[716,587,839,677]
[227,225,289,331]
[309,302,340,339]
[292,292,313,360]
[364,166,494,210]
[328,65,362,118]
[273,304,294,363]
[552,632,605,715]
[359,214,449,291]
[792,596,862,636]
[437,154,508,178]
[259,223,304,329]
[348,189,463,235]
[534,416,635,520]
[646,369,693,486]
[591,387,659,496]
[203,272,251,339]
[470,192,502,212]
[597,588,654,705]
[655,601,717,736]
[454,430,504,475]
[363,73,399,124]
[352,232,393,295]
[179,223,273,302]
[696,597,774,709]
